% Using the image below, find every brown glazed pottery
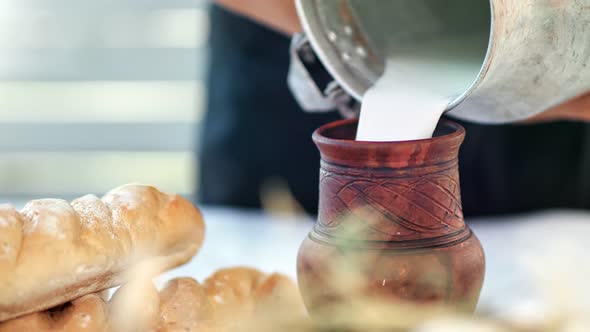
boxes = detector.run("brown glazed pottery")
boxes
[297,119,485,315]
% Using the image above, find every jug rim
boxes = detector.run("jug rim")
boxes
[313,118,464,145]
[312,119,465,169]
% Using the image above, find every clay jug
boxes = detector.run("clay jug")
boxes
[297,119,485,314]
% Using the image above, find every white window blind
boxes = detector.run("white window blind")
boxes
[0,0,209,200]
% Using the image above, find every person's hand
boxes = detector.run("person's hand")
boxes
[527,92,590,123]
[215,0,302,36]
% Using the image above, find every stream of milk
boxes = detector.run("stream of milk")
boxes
[356,41,484,142]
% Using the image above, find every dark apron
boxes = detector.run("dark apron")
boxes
[199,5,590,217]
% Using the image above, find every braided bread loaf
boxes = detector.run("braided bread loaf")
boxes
[159,268,305,331]
[0,185,205,322]
[0,293,110,332]
[0,268,305,332]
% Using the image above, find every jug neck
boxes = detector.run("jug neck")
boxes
[312,119,469,248]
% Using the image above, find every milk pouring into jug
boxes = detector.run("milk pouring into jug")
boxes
[291,0,590,316]
[357,40,484,141]
[288,0,590,131]
[355,60,449,142]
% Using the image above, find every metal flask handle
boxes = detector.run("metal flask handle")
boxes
[287,34,360,119]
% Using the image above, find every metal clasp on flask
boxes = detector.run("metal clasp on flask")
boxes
[288,33,360,119]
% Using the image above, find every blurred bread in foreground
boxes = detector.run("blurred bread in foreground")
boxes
[159,267,305,331]
[0,268,303,332]
[1,265,584,332]
[0,293,109,332]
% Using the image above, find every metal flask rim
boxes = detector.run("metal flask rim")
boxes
[295,0,495,115]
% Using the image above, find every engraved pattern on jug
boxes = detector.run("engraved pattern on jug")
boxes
[317,163,465,242]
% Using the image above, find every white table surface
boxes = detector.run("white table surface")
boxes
[159,207,590,320]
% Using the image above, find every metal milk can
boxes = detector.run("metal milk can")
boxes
[288,0,590,123]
